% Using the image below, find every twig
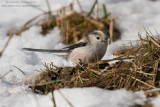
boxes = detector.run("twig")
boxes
[85,17,105,28]
[23,12,47,29]
[153,61,159,83]
[94,0,98,19]
[13,65,26,75]
[78,71,83,84]
[66,20,69,43]
[87,0,97,17]
[99,56,134,63]
[127,75,156,89]
[109,19,114,40]
[76,0,84,13]
[145,88,160,92]
[46,0,52,16]
[0,70,12,79]
[104,76,115,89]
[102,4,107,18]
[51,91,57,107]
[0,34,13,58]
[89,69,101,75]
[57,90,73,107]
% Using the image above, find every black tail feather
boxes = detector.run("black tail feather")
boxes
[23,48,70,53]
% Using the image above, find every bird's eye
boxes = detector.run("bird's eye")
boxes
[97,37,100,40]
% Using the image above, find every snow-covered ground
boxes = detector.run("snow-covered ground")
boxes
[0,0,160,107]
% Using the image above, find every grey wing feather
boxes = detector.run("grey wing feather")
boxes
[63,42,87,50]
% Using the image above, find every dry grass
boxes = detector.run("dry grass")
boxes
[6,1,120,44]
[29,30,160,101]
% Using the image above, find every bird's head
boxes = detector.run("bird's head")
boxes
[87,30,108,46]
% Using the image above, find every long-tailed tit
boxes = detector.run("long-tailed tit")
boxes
[23,30,108,64]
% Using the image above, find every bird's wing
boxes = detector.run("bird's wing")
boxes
[63,42,88,50]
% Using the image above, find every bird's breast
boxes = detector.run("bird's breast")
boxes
[69,43,107,64]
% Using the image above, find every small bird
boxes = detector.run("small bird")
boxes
[23,30,108,65]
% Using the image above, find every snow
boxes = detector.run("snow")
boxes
[54,88,146,107]
[152,94,160,107]
[0,0,160,107]
[0,88,146,107]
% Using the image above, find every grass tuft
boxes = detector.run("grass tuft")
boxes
[29,30,160,99]
[7,1,120,44]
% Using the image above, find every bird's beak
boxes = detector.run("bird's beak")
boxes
[102,39,107,42]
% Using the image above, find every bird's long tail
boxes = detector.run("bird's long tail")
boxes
[23,48,70,53]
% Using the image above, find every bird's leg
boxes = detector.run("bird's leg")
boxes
[78,59,83,66]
